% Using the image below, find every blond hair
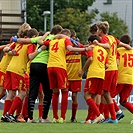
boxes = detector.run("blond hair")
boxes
[17,23,31,38]
[97,21,109,34]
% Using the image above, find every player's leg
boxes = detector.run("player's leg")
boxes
[59,88,68,123]
[119,84,133,113]
[28,63,40,122]
[6,73,26,122]
[52,88,59,123]
[70,92,78,122]
[69,80,81,122]
[37,85,44,122]
[40,64,52,122]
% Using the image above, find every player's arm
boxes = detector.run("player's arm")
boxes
[118,42,132,50]
[37,32,50,45]
[66,38,94,52]
[28,45,47,60]
[67,45,94,52]
[115,37,132,50]
[116,51,120,67]
[105,56,109,70]
[3,42,16,55]
[55,34,70,39]
[10,36,41,44]
[17,38,31,44]
[78,56,92,77]
[55,35,80,48]
[93,39,110,49]
[3,47,16,56]
[8,49,17,56]
[3,44,10,52]
[79,43,88,57]
[0,44,8,50]
[10,36,32,44]
[28,49,41,60]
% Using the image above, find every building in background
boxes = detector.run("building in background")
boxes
[0,0,26,43]
[88,0,132,37]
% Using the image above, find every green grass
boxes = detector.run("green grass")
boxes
[0,110,133,133]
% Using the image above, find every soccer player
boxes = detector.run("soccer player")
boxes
[4,23,35,122]
[78,34,108,124]
[66,30,88,122]
[16,28,45,122]
[27,25,63,123]
[38,28,94,123]
[10,25,63,122]
[0,43,17,122]
[0,44,14,100]
[1,23,31,122]
[111,34,133,118]
[94,21,132,123]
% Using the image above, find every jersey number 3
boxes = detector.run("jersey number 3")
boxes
[97,49,104,62]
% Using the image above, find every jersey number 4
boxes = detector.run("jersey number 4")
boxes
[51,42,59,52]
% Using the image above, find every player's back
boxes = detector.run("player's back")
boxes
[87,44,108,79]
[117,47,133,84]
[48,38,67,70]
[106,35,118,71]
[7,43,30,76]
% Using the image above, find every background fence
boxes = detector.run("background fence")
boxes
[0,79,133,110]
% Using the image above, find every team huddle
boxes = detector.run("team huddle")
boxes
[0,21,133,124]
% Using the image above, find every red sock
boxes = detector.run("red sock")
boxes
[38,105,43,118]
[52,92,59,119]
[104,104,110,119]
[22,97,28,118]
[86,107,93,121]
[16,99,23,116]
[99,102,105,114]
[108,103,116,120]
[86,98,100,117]
[3,100,12,116]
[123,102,133,113]
[8,97,22,115]
[72,103,78,119]
[91,104,100,120]
[61,91,68,119]
[113,99,120,112]
[96,104,100,109]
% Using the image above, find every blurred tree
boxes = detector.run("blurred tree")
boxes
[54,0,96,12]
[54,8,97,44]
[27,4,43,31]
[26,0,96,32]
[100,12,128,38]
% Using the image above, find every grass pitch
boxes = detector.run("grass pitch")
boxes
[0,110,133,133]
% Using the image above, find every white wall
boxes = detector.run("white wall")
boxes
[88,0,132,36]
[0,0,22,29]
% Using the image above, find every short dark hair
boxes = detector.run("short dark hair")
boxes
[120,34,131,44]
[50,25,63,35]
[60,29,71,37]
[22,30,29,38]
[39,31,45,36]
[70,30,76,38]
[89,24,98,34]
[88,34,101,43]
[27,28,39,38]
